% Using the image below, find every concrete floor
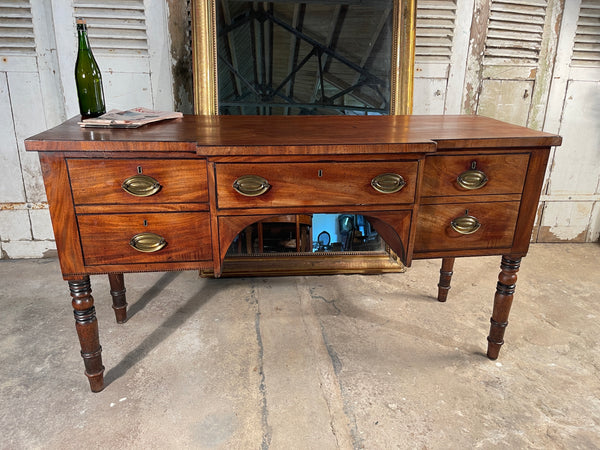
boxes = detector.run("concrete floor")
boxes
[1,243,599,449]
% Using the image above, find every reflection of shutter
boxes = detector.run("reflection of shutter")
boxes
[571,0,600,67]
[483,0,546,67]
[73,0,148,55]
[0,0,35,55]
[416,0,457,63]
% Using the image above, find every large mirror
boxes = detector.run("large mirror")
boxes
[192,0,416,276]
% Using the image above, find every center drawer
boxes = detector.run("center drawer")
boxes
[77,212,212,265]
[68,159,208,205]
[215,161,418,209]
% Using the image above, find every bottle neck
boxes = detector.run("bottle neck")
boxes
[77,23,91,52]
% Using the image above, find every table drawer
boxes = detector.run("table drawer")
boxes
[68,159,208,204]
[78,212,212,265]
[216,161,418,209]
[421,153,529,197]
[414,202,520,252]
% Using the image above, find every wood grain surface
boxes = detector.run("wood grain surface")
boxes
[25,115,561,154]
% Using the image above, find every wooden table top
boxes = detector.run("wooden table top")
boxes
[25,114,562,154]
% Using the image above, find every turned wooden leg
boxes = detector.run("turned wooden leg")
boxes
[487,255,521,360]
[108,273,127,323]
[437,257,455,302]
[69,276,105,392]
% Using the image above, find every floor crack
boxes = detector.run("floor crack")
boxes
[251,280,272,450]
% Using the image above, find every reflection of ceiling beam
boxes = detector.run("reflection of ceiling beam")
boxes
[324,73,383,109]
[273,47,316,96]
[323,5,347,73]
[252,3,269,113]
[310,5,347,103]
[266,10,385,86]
[285,3,305,114]
[315,7,391,111]
[267,2,274,114]
[258,4,266,87]
[359,7,391,68]
[218,2,390,114]
[220,0,243,98]
[346,7,391,108]
[249,8,259,113]
[218,54,262,96]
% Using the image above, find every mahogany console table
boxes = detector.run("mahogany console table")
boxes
[25,115,561,392]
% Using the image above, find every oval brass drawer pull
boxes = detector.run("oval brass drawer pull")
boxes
[457,162,488,190]
[232,175,271,197]
[129,232,167,252]
[122,175,161,197]
[371,173,406,194]
[450,212,481,235]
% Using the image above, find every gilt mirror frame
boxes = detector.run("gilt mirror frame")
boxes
[192,0,417,276]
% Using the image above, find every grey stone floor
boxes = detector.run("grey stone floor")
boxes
[1,243,599,449]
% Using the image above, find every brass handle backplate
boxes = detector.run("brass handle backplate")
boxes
[129,232,167,252]
[232,175,271,197]
[457,161,488,190]
[122,174,161,197]
[371,173,406,194]
[450,212,481,235]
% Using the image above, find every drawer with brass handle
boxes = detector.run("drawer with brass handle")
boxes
[413,202,520,252]
[216,161,418,209]
[77,212,212,265]
[421,153,529,197]
[68,159,208,204]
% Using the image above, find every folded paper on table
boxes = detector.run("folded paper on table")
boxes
[79,107,183,128]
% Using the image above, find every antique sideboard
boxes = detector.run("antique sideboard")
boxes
[25,115,562,392]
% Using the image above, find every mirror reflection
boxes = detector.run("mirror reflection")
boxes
[226,213,386,256]
[217,0,393,115]
[217,0,394,256]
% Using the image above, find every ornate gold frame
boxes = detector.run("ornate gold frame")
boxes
[191,0,218,115]
[191,0,416,276]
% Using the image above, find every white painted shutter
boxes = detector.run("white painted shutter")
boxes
[475,0,558,127]
[483,0,547,67]
[0,0,35,55]
[72,0,148,55]
[415,0,458,63]
[571,0,600,67]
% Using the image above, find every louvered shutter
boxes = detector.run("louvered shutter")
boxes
[473,0,560,127]
[413,0,461,114]
[0,0,35,55]
[571,0,600,67]
[483,0,546,67]
[415,0,457,64]
[72,0,148,55]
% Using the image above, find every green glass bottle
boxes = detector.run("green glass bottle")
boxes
[75,18,106,119]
